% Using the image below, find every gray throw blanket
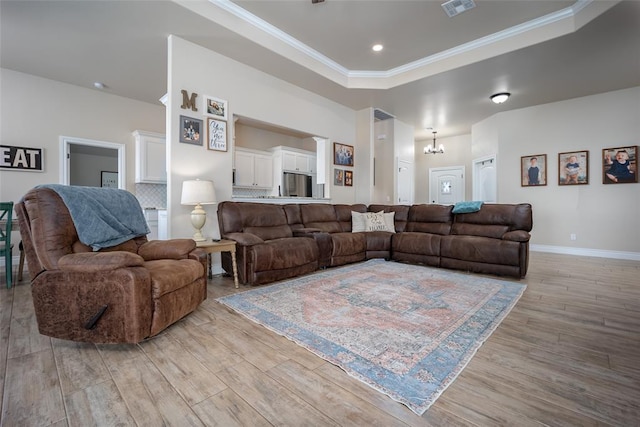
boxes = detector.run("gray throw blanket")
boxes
[38,184,150,251]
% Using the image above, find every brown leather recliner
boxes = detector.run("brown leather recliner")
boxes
[16,187,207,343]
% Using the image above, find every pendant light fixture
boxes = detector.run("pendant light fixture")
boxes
[424,131,444,154]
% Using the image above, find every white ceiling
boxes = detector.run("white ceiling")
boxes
[1,0,639,140]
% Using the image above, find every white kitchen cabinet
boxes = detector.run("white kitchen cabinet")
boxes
[282,151,308,172]
[234,148,273,189]
[134,130,166,183]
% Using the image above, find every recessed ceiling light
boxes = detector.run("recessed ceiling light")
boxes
[490,92,510,104]
[372,44,383,52]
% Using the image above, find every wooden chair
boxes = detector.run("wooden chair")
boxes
[0,202,14,288]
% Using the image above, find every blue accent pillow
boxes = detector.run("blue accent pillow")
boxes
[452,201,484,214]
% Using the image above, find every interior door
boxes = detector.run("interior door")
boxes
[429,166,465,205]
[473,155,497,202]
[397,159,413,204]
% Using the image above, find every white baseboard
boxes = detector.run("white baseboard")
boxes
[531,244,640,261]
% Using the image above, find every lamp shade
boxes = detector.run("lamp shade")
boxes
[181,179,217,205]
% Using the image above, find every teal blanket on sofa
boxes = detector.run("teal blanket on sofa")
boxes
[38,184,149,251]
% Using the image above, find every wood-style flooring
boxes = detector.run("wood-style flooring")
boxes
[1,252,639,426]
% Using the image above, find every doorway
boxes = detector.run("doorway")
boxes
[429,166,465,205]
[60,136,125,188]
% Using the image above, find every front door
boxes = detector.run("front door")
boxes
[429,166,465,205]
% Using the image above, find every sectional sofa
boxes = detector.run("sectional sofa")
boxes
[217,201,533,285]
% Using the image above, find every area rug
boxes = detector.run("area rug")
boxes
[216,259,525,415]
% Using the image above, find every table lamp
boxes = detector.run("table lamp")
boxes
[181,179,217,241]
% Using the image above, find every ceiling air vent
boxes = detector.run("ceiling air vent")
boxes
[374,108,395,122]
[441,0,476,18]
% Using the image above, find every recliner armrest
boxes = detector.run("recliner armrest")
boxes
[58,251,144,272]
[224,232,264,246]
[138,239,196,260]
[502,230,531,242]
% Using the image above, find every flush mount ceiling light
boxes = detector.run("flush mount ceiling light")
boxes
[490,92,510,104]
[372,44,383,52]
[424,131,444,154]
[93,82,107,90]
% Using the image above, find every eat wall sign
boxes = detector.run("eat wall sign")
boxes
[0,144,44,171]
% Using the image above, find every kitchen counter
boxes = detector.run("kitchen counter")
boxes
[231,196,330,204]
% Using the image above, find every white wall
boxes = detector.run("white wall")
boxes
[166,36,357,242]
[0,69,165,249]
[480,87,640,256]
[70,152,118,187]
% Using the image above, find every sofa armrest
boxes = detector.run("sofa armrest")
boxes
[293,228,323,237]
[224,232,264,246]
[58,251,145,273]
[138,239,197,261]
[502,230,531,242]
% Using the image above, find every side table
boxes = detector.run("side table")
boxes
[195,239,239,289]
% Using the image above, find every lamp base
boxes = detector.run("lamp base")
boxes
[190,204,207,242]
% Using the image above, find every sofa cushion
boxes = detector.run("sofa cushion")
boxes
[250,237,318,272]
[406,204,453,235]
[335,204,366,232]
[441,235,521,266]
[300,204,342,233]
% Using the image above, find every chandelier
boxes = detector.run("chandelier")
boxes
[424,131,444,154]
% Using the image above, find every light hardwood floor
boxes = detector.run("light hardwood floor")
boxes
[1,252,639,426]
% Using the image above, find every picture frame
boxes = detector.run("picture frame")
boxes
[179,115,203,145]
[521,154,547,187]
[602,145,637,184]
[334,168,344,186]
[558,150,589,185]
[204,95,228,121]
[344,170,353,187]
[334,142,354,166]
[101,171,118,188]
[207,118,227,151]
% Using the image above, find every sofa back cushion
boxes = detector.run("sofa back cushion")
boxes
[406,204,453,235]
[368,204,410,232]
[283,204,303,230]
[451,203,532,238]
[218,202,292,240]
[300,204,342,233]
[335,204,367,232]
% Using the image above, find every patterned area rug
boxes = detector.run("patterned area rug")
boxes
[217,259,526,415]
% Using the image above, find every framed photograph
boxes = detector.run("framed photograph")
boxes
[204,95,228,120]
[179,115,203,145]
[521,154,547,187]
[559,150,589,185]
[334,168,344,186]
[207,118,227,151]
[101,171,118,188]
[602,145,637,184]
[334,142,354,166]
[344,170,353,187]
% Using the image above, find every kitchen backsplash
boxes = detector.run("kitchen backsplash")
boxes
[232,187,272,198]
[135,183,166,208]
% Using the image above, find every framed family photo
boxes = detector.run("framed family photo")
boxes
[602,145,637,184]
[207,118,227,151]
[558,150,588,185]
[334,168,344,186]
[179,116,203,145]
[334,142,354,166]
[344,170,353,187]
[204,95,228,121]
[521,154,547,187]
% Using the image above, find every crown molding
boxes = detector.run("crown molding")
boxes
[187,0,612,90]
